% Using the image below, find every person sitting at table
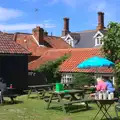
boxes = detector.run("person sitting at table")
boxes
[96,77,107,91]
[90,78,106,98]
[0,77,7,103]
[102,76,115,93]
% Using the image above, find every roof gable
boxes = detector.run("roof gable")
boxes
[64,34,73,41]
[93,30,104,38]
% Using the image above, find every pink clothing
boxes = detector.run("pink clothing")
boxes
[96,81,107,91]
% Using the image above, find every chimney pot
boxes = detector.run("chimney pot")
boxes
[97,12,105,30]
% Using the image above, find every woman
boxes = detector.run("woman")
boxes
[96,77,107,91]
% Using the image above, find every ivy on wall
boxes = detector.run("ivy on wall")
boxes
[35,54,70,83]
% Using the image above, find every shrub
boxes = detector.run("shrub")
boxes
[73,73,95,88]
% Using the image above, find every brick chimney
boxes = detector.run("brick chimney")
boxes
[62,17,70,36]
[32,26,44,45]
[96,12,105,30]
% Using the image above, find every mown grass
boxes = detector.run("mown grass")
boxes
[0,94,119,120]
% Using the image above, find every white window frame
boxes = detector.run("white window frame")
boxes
[95,36,103,46]
[61,73,73,84]
[94,31,104,46]
[64,34,74,47]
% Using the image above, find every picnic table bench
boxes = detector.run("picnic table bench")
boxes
[0,88,19,104]
[46,90,92,113]
[28,84,53,99]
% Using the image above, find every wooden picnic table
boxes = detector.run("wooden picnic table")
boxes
[28,84,53,99]
[0,87,19,104]
[46,89,92,113]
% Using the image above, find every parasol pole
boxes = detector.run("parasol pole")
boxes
[95,67,99,78]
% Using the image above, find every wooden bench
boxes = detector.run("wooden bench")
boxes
[3,94,19,103]
[63,99,92,109]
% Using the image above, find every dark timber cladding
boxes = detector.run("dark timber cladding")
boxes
[0,55,28,90]
[0,33,30,90]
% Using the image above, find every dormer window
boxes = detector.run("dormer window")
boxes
[95,36,103,46]
[96,37,102,45]
[94,31,104,46]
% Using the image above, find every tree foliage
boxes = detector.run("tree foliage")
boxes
[35,54,70,83]
[73,73,95,87]
[102,22,120,88]
[102,22,120,62]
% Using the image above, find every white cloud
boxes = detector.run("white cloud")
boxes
[0,23,56,31]
[0,7,23,21]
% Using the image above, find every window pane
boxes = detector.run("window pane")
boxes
[97,38,99,44]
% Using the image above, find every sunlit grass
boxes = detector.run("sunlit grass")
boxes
[0,95,118,120]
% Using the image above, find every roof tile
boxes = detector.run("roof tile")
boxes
[0,32,30,55]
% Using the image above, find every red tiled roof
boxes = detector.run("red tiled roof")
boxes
[28,48,70,70]
[0,40,30,54]
[0,32,30,55]
[0,32,14,41]
[29,48,113,73]
[15,33,50,56]
[44,36,71,49]
[15,33,71,56]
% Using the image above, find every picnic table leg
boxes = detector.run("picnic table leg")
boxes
[10,97,14,104]
[58,94,67,113]
[85,101,89,109]
[41,89,46,99]
[115,105,119,119]
[0,91,3,104]
[28,89,32,99]
[100,104,112,120]
[93,102,111,120]
[37,89,46,99]
[46,93,54,109]
[93,105,103,120]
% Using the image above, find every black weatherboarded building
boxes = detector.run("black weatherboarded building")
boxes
[0,32,30,90]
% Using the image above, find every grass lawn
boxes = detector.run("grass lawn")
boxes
[0,95,118,120]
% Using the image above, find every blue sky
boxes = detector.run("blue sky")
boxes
[0,0,120,36]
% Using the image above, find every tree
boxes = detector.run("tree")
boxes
[35,54,70,83]
[102,22,120,88]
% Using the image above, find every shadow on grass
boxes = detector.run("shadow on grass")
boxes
[101,117,119,120]
[0,100,24,106]
[28,96,39,99]
[48,104,94,113]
